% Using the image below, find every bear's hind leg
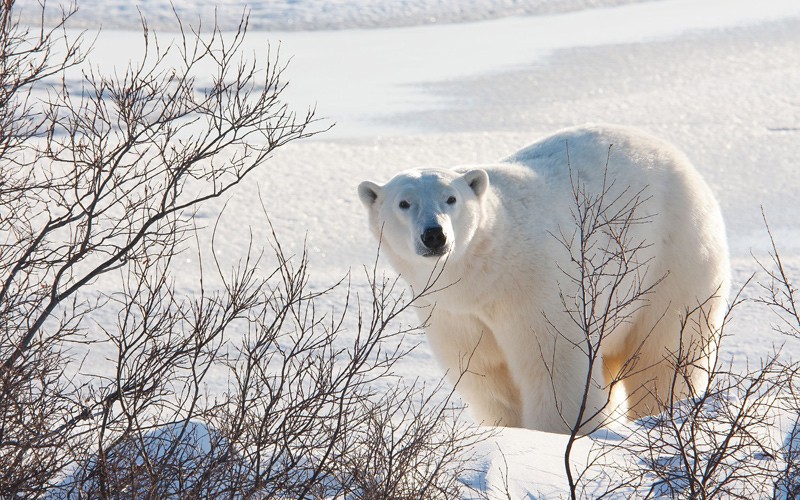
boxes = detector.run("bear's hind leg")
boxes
[615,303,722,420]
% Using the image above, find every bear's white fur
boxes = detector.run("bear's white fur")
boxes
[358,125,730,434]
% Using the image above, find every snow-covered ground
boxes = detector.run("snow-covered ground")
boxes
[16,0,658,32]
[20,0,800,496]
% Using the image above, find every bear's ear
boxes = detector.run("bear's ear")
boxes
[463,169,489,198]
[358,180,382,207]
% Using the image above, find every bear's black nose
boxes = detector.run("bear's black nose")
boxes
[421,226,446,250]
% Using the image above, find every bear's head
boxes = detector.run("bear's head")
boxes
[358,168,489,263]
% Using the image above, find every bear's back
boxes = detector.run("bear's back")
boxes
[507,124,696,186]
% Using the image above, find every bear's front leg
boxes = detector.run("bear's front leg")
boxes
[422,309,523,427]
[488,314,612,434]
[517,350,610,434]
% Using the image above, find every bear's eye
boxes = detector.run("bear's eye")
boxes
[446,196,457,205]
[399,200,411,209]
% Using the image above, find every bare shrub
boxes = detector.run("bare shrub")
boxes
[568,209,800,498]
[617,213,800,499]
[544,146,663,496]
[755,211,800,499]
[629,354,788,498]
[0,2,487,497]
[755,209,800,340]
[545,144,800,499]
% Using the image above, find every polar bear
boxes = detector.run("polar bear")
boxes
[357,125,730,434]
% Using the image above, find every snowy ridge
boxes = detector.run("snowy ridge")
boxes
[17,0,653,31]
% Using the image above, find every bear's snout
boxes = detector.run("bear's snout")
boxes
[421,226,447,252]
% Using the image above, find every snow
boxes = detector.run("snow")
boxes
[13,0,665,32]
[21,0,800,496]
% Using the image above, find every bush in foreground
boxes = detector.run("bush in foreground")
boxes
[0,2,490,497]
